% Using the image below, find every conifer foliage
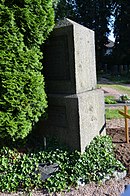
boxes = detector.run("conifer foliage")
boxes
[0,0,54,140]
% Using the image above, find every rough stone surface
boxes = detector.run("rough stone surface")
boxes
[73,19,97,93]
[43,18,96,94]
[78,89,105,152]
[39,19,105,152]
[38,89,105,152]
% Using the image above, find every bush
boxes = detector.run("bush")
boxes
[2,0,54,47]
[0,1,54,140]
[0,136,125,193]
[105,96,117,104]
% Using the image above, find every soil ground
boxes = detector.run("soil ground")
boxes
[107,128,130,176]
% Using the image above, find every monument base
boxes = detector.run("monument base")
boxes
[37,89,105,152]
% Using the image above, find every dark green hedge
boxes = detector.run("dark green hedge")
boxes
[0,0,54,140]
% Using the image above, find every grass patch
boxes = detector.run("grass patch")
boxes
[106,108,130,119]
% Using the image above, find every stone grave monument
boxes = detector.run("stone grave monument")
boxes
[39,18,105,152]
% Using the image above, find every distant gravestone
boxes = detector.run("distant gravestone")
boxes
[39,19,105,152]
[119,65,124,75]
[112,65,119,75]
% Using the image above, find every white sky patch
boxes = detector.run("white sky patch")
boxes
[108,15,115,42]
[108,31,115,42]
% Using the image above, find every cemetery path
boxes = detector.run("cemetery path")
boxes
[98,76,130,99]
[101,86,121,99]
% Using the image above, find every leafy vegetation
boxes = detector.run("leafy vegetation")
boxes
[105,96,117,104]
[0,0,54,141]
[73,136,125,183]
[119,94,130,102]
[0,136,125,193]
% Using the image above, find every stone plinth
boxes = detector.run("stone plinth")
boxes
[38,89,105,152]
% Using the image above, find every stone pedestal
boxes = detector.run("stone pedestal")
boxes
[38,89,105,152]
[39,19,105,152]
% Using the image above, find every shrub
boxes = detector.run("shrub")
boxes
[2,0,54,47]
[105,96,117,104]
[119,94,130,102]
[0,136,125,193]
[0,1,54,140]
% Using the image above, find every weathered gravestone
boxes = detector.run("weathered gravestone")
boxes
[39,19,105,152]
